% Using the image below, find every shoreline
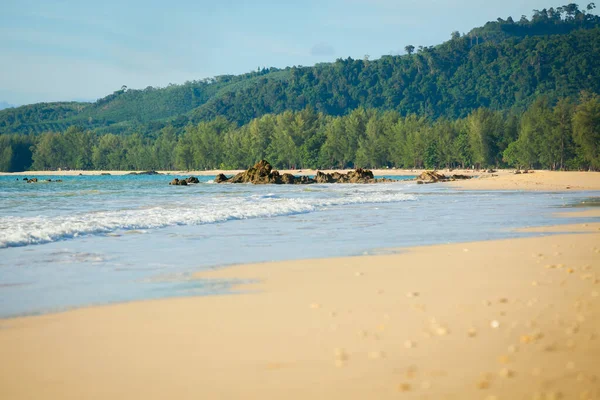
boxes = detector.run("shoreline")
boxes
[447,170,600,191]
[0,167,456,177]
[3,169,600,191]
[1,210,599,399]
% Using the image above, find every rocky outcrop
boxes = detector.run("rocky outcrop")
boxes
[169,176,200,186]
[129,171,161,175]
[226,160,281,184]
[169,178,187,186]
[214,160,393,185]
[416,171,446,183]
[24,178,63,183]
[315,171,335,183]
[214,173,229,183]
[280,173,296,184]
[415,171,472,184]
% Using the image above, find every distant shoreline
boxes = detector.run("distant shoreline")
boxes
[0,168,450,177]
[3,169,600,192]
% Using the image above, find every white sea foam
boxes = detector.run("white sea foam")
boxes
[0,187,416,248]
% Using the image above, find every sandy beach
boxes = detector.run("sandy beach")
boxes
[449,170,600,192]
[1,207,599,399]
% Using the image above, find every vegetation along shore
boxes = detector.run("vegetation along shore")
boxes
[1,4,599,173]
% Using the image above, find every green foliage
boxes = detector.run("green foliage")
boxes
[573,92,600,168]
[1,95,598,172]
[1,5,599,138]
[1,4,599,172]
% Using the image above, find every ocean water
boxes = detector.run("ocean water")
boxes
[0,174,598,318]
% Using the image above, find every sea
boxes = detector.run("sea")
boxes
[0,174,598,318]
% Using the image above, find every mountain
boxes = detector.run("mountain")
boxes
[0,3,599,137]
[0,102,14,111]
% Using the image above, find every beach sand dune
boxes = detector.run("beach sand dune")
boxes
[1,214,599,399]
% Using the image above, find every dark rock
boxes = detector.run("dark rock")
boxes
[22,177,28,181]
[280,173,295,184]
[26,178,38,183]
[215,160,389,185]
[416,171,446,183]
[331,172,348,183]
[315,171,335,183]
[374,177,395,183]
[214,173,229,183]
[514,170,522,174]
[170,177,197,185]
[224,160,280,184]
[294,176,316,184]
[347,168,375,183]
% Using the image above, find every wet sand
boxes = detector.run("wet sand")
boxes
[1,211,599,399]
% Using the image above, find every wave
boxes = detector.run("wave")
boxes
[0,189,416,248]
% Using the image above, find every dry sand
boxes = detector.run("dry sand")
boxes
[1,211,599,399]
[448,170,600,191]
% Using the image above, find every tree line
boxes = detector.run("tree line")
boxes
[1,93,598,172]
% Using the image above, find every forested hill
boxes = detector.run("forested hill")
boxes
[1,3,599,137]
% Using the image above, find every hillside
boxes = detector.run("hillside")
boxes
[0,3,599,136]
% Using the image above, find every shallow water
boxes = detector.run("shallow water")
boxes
[0,174,598,317]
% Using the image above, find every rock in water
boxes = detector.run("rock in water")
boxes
[315,171,335,183]
[280,173,296,184]
[213,160,390,185]
[228,160,277,184]
[169,177,196,185]
[295,175,316,184]
[347,168,374,183]
[214,173,229,183]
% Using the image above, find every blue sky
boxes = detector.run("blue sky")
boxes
[1,0,564,105]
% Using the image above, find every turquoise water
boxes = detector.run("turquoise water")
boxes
[0,174,598,317]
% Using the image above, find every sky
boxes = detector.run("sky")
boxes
[1,0,565,106]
